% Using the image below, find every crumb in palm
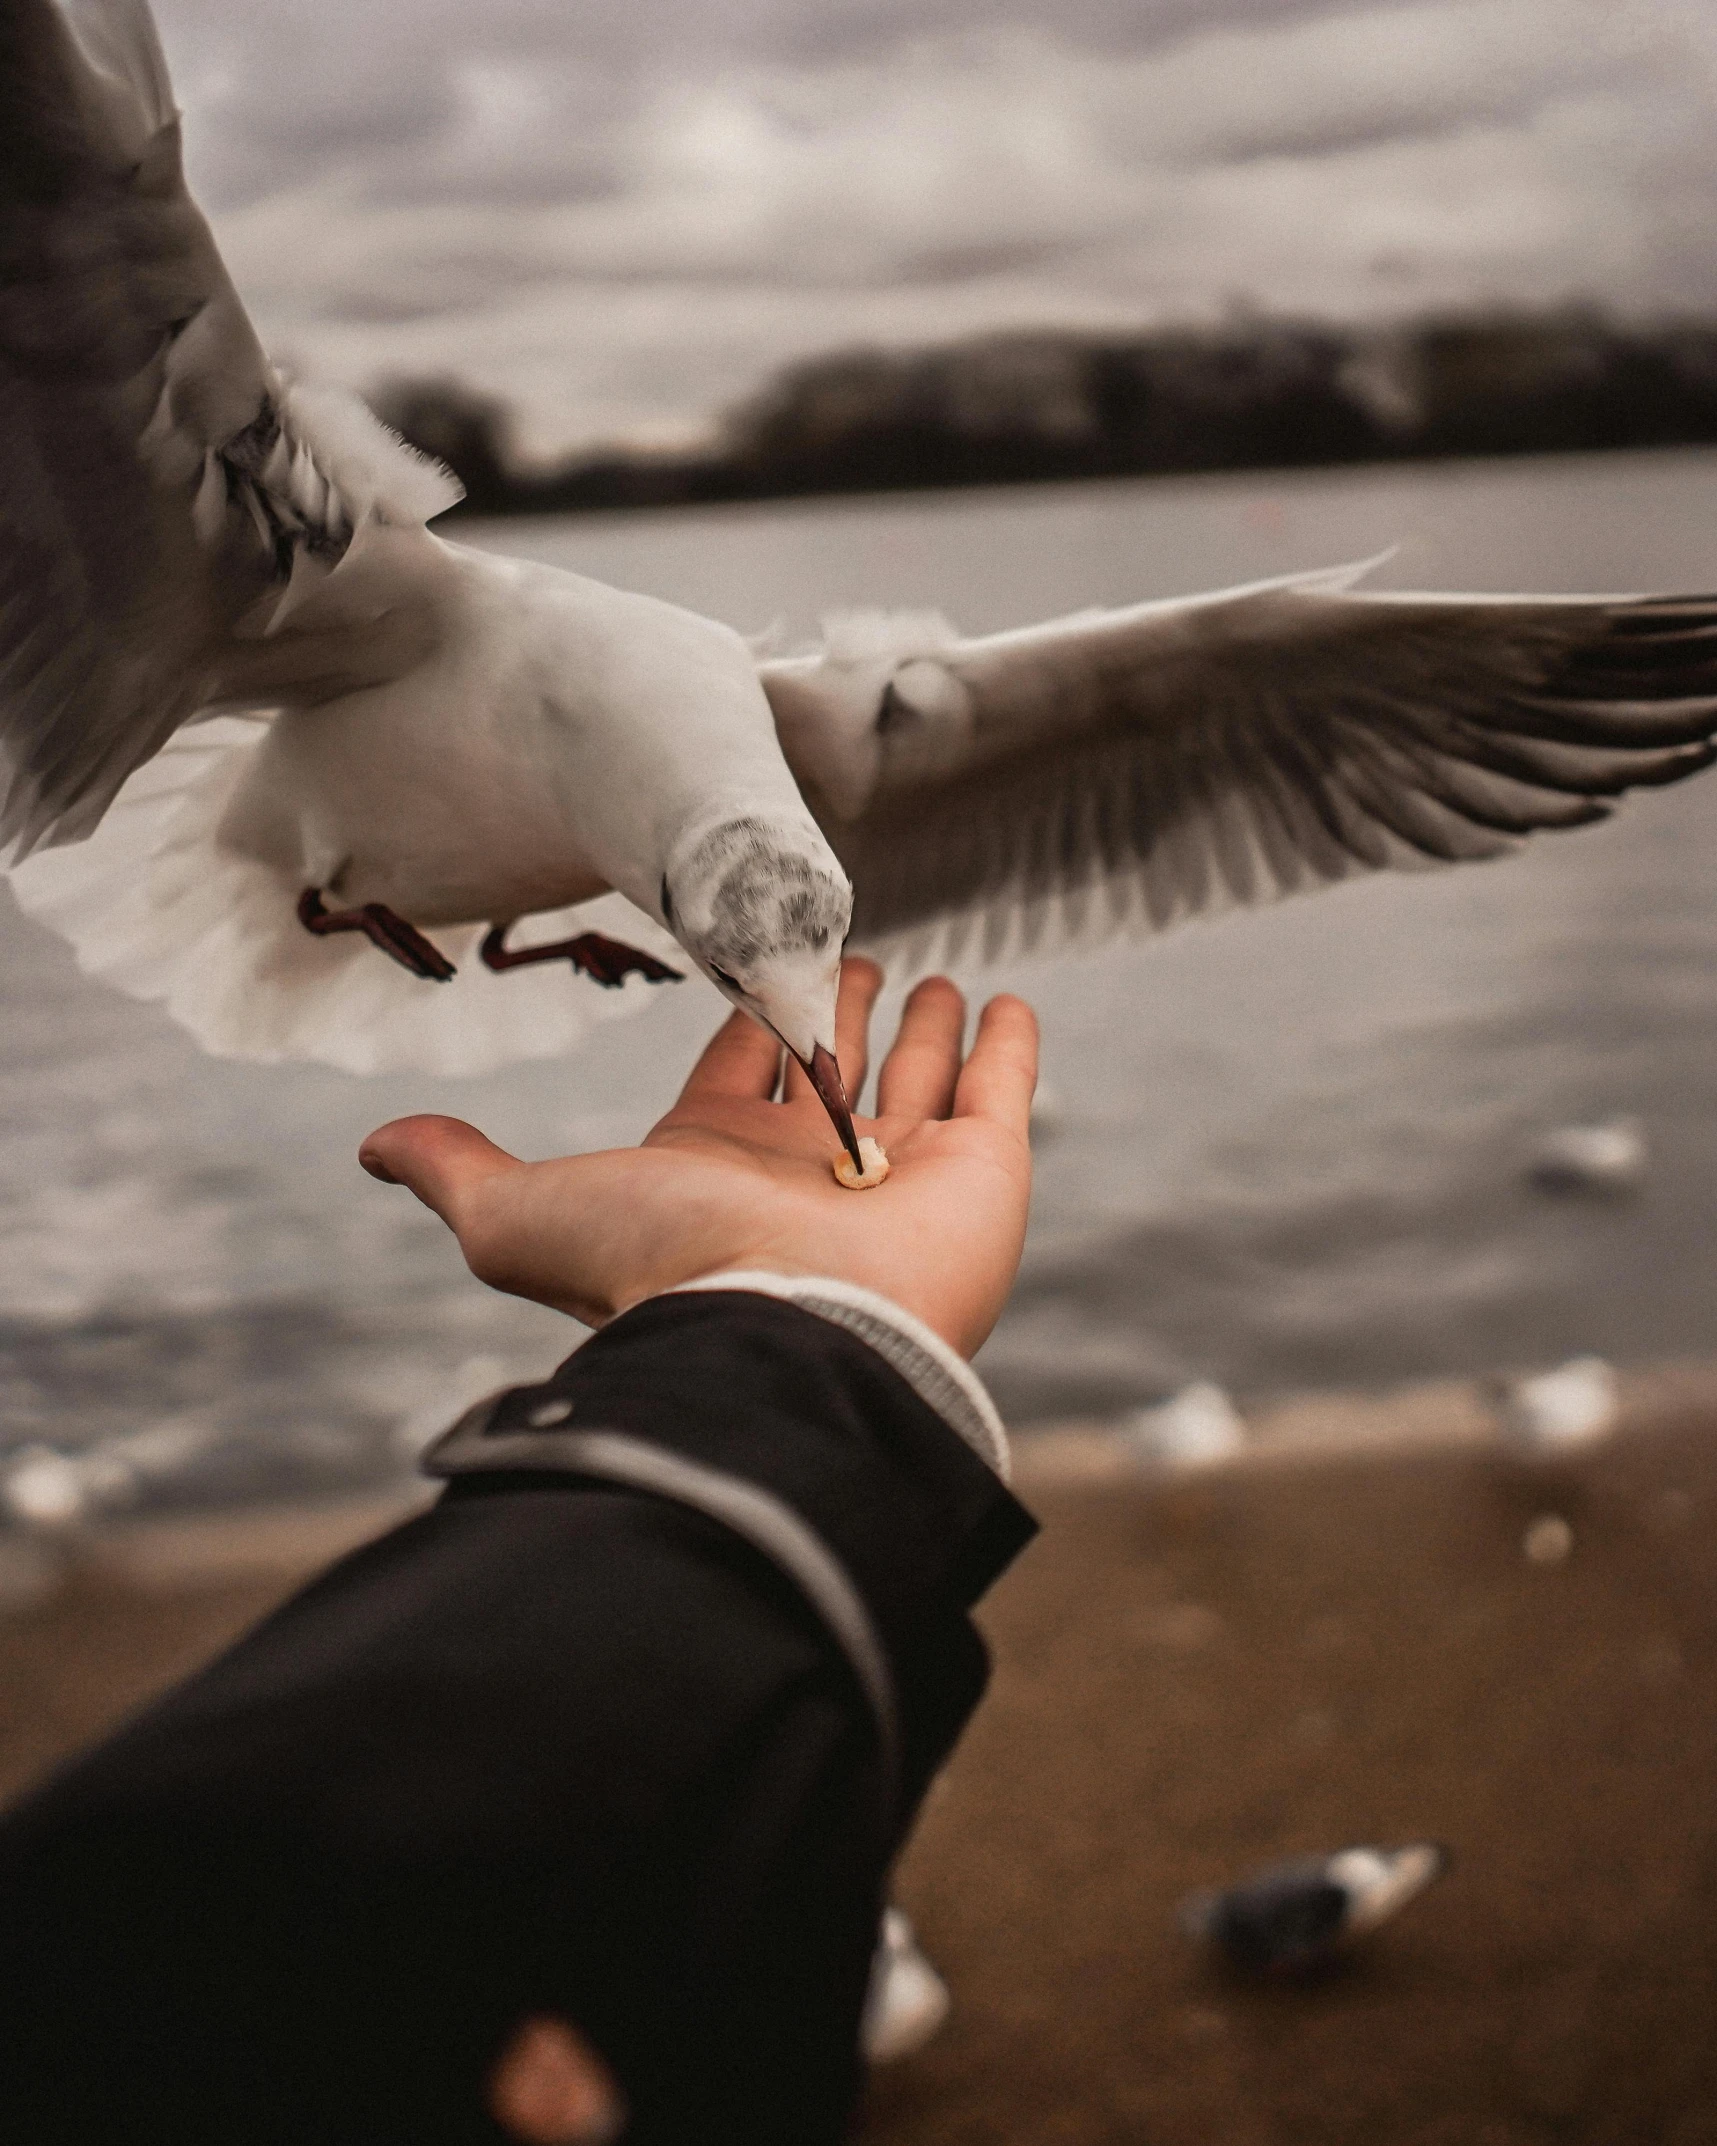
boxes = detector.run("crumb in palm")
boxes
[834,1137,891,1190]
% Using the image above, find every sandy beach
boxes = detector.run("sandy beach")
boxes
[864,1365,1717,2145]
[4,1368,1717,2142]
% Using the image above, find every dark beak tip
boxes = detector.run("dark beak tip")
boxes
[803,1044,865,1174]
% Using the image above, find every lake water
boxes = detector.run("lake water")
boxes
[5,446,1717,1507]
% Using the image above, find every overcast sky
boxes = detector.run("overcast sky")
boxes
[150,0,1717,461]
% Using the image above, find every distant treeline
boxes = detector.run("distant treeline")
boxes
[371,309,1717,517]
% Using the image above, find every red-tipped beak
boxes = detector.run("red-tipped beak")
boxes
[798,1043,864,1175]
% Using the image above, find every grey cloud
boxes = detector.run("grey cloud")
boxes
[1083,3,1664,170]
[144,0,1717,457]
[156,0,1425,81]
[154,0,1450,208]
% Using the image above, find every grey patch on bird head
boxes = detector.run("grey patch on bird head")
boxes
[676,816,851,978]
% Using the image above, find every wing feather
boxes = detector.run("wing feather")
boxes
[0,0,462,861]
[760,569,1717,965]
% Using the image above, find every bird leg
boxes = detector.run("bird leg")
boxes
[297,888,457,981]
[479,924,682,989]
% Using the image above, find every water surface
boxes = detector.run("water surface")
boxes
[5,447,1717,1503]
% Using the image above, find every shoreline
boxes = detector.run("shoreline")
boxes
[861,1357,1717,2146]
[6,1352,1710,1595]
[1013,1353,1717,1491]
[4,1352,1714,1811]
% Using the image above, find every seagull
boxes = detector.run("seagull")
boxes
[1121,1381,1247,1471]
[1526,1115,1649,1197]
[1492,1354,1621,1460]
[0,1415,216,1529]
[860,1909,951,2065]
[10,0,1717,1175]
[1180,1843,1449,1973]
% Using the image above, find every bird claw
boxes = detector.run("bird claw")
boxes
[479,925,682,989]
[297,889,456,981]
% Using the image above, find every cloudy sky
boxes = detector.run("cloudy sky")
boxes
[149,0,1717,462]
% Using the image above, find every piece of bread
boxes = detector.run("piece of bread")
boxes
[834,1137,891,1190]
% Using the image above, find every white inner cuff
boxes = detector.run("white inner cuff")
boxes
[666,1271,1011,1481]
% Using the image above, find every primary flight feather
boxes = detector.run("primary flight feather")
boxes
[6,0,1717,1168]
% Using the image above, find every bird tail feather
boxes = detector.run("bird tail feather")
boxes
[6,719,679,1077]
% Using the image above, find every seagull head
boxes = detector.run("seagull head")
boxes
[661,814,863,1172]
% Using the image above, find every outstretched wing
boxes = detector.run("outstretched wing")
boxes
[759,566,1717,965]
[0,0,461,860]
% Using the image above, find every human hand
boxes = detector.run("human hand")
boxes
[359,961,1038,1358]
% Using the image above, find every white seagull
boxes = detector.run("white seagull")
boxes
[1121,1382,1247,1472]
[1180,1843,1450,1973]
[9,0,1717,1173]
[1493,1354,1621,1460]
[1526,1115,1649,1196]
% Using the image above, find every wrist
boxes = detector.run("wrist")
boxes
[662,1269,1011,1480]
[633,1258,987,1361]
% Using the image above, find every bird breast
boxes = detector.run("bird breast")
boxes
[222,690,613,926]
[216,544,801,931]
[218,561,617,925]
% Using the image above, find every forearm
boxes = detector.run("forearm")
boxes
[0,1291,1035,2146]
[666,1270,1012,1478]
[432,1287,1030,1807]
[428,1286,1032,2137]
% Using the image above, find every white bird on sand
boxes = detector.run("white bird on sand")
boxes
[1180,1843,1450,1973]
[10,0,1717,1176]
[860,1909,951,2064]
[1121,1381,1247,1471]
[1493,1354,1621,1460]
[0,1414,216,1529]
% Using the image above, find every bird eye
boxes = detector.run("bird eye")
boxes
[710,964,742,992]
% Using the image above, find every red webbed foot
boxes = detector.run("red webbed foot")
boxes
[479,925,682,989]
[297,889,457,981]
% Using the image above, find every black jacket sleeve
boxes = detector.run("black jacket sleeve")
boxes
[0,1290,1036,2146]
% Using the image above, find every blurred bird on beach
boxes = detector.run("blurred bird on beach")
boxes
[1121,1381,1247,1473]
[860,1910,952,2065]
[1181,1842,1450,1974]
[1492,1354,1621,1461]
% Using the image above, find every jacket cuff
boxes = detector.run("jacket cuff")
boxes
[664,1271,1011,1482]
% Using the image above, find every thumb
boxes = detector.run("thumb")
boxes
[359,1115,524,1225]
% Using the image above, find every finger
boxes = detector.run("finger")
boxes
[782,956,883,1106]
[951,995,1039,1138]
[677,1007,783,1104]
[833,956,884,1099]
[358,1115,525,1226]
[876,975,966,1121]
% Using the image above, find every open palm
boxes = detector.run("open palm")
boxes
[360,962,1039,1357]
